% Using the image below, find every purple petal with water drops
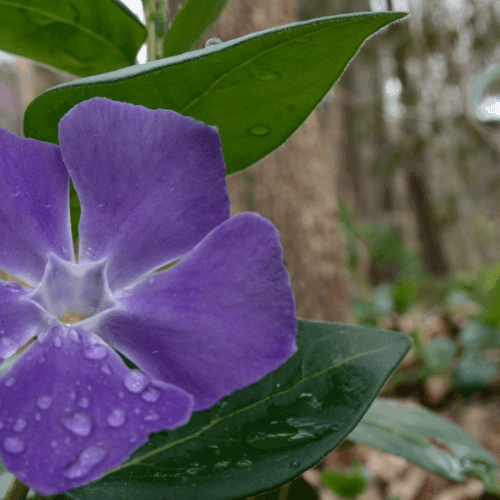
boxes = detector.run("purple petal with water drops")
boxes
[0,128,73,285]
[0,281,46,360]
[58,97,230,291]
[0,325,193,495]
[96,212,297,411]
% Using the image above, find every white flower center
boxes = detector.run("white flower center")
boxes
[29,255,115,325]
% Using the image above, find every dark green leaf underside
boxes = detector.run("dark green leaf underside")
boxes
[24,11,406,175]
[349,399,500,493]
[0,0,146,76]
[163,0,228,57]
[66,320,410,500]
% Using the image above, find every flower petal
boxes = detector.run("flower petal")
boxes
[97,213,297,411]
[0,281,46,360]
[0,325,193,495]
[58,97,230,290]
[0,128,73,285]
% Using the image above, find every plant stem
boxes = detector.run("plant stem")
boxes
[278,482,292,500]
[142,0,170,62]
[5,477,29,500]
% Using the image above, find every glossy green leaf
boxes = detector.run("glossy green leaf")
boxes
[65,321,410,500]
[163,0,228,57]
[24,11,406,175]
[349,399,500,493]
[0,0,146,76]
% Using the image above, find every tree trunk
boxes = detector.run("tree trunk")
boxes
[203,0,351,322]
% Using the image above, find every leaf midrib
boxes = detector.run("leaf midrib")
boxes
[110,340,403,474]
[0,0,131,65]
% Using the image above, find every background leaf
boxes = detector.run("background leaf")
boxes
[0,0,146,76]
[163,0,228,57]
[65,320,410,500]
[24,12,406,175]
[349,399,500,493]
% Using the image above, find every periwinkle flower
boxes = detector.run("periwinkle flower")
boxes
[0,98,296,494]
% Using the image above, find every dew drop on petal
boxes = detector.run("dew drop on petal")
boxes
[35,413,41,421]
[4,377,15,388]
[60,412,92,437]
[101,363,112,375]
[53,336,62,348]
[50,440,58,448]
[118,391,125,399]
[61,443,107,479]
[106,408,126,428]
[0,421,4,430]
[134,408,141,415]
[37,330,50,344]
[124,370,149,393]
[141,386,161,403]
[129,435,137,444]
[13,418,27,433]
[37,395,53,410]
[83,345,107,360]
[144,411,159,422]
[77,397,90,409]
[4,436,25,454]
[38,356,46,364]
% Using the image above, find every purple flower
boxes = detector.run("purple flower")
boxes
[0,98,296,495]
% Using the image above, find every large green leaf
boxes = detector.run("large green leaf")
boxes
[0,0,146,76]
[349,399,500,493]
[163,0,228,57]
[24,12,406,175]
[65,321,410,500]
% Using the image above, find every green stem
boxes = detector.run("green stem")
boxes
[141,0,170,61]
[5,477,29,500]
[278,482,292,500]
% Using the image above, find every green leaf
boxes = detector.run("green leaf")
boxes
[0,0,146,76]
[163,0,228,57]
[24,11,406,175]
[349,399,500,493]
[453,351,498,391]
[321,463,369,498]
[373,283,395,315]
[476,263,500,325]
[424,339,456,373]
[65,321,410,500]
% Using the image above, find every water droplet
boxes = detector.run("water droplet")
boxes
[13,418,27,432]
[290,460,300,467]
[141,386,160,403]
[35,413,41,421]
[124,370,149,393]
[107,408,126,428]
[129,435,138,444]
[248,125,271,137]
[69,329,80,342]
[37,329,50,344]
[60,412,92,437]
[37,395,53,410]
[118,391,125,399]
[61,443,107,479]
[134,408,141,415]
[0,421,4,430]
[214,460,230,468]
[38,356,46,364]
[295,36,312,44]
[77,397,89,409]
[50,440,58,448]
[250,68,281,81]
[205,37,221,48]
[236,458,252,468]
[83,345,107,360]
[4,436,25,454]
[54,336,62,348]
[101,363,112,375]
[144,410,159,422]
[4,377,15,388]
[245,417,342,450]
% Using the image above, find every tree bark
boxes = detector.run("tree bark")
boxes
[203,0,351,322]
